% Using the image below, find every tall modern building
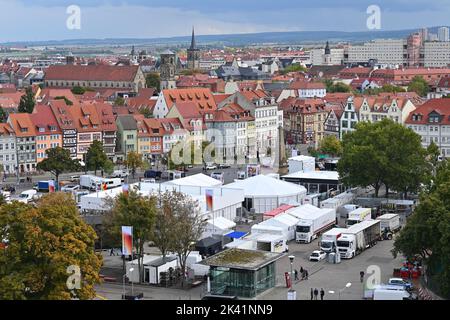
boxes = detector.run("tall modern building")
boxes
[438,27,449,42]
[187,27,200,70]
[420,28,429,42]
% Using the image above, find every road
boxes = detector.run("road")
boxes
[260,236,404,300]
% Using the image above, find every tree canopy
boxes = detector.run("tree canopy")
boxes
[407,76,430,97]
[364,84,406,95]
[124,151,146,178]
[36,147,80,187]
[319,135,343,157]
[338,119,429,197]
[145,72,161,92]
[85,141,111,176]
[393,160,450,298]
[0,193,102,300]
[18,87,35,114]
[0,108,7,123]
[106,190,157,283]
[281,64,307,74]
[324,79,353,93]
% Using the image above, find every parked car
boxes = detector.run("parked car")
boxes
[388,278,413,290]
[141,178,156,183]
[309,250,327,262]
[70,175,80,183]
[218,163,231,169]
[205,163,217,170]
[61,185,80,192]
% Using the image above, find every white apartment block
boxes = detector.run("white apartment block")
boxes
[345,39,407,65]
[311,48,345,65]
[421,42,450,67]
[438,27,449,42]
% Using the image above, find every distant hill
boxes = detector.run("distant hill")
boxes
[2,27,448,47]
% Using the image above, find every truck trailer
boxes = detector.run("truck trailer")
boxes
[294,207,337,243]
[336,220,381,259]
[376,214,401,233]
[346,207,372,227]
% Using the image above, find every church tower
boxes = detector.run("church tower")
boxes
[324,41,332,65]
[160,50,177,90]
[187,27,200,70]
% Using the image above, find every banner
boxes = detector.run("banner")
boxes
[48,180,56,193]
[121,226,133,256]
[205,189,214,212]
[122,184,129,197]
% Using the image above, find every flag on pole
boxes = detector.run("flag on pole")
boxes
[205,189,214,212]
[48,180,55,193]
[121,226,133,256]
[122,184,129,197]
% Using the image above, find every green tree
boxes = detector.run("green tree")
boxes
[281,64,307,74]
[408,76,430,97]
[86,140,109,176]
[139,107,153,119]
[107,191,157,283]
[0,194,6,206]
[0,193,102,300]
[338,119,428,197]
[36,147,80,188]
[0,108,7,123]
[54,96,73,106]
[18,87,35,114]
[319,135,343,157]
[124,151,146,179]
[145,72,161,92]
[393,160,450,298]
[114,96,125,106]
[168,191,206,287]
[151,191,179,259]
[324,80,353,93]
[71,86,86,95]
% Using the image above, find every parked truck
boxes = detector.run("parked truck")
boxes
[80,175,103,190]
[336,220,381,259]
[346,207,372,227]
[36,180,56,193]
[377,214,401,240]
[320,228,348,253]
[295,207,337,243]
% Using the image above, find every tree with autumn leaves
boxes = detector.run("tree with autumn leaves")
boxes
[0,193,102,300]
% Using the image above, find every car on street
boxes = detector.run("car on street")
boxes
[218,163,231,169]
[61,185,80,192]
[205,163,217,170]
[70,175,80,182]
[388,278,413,290]
[309,250,327,262]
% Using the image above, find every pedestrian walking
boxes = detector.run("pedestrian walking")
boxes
[110,248,115,256]
[314,288,319,300]
[300,266,304,274]
[360,270,365,283]
[305,270,309,280]
[320,288,325,300]
[310,288,313,300]
[294,269,299,281]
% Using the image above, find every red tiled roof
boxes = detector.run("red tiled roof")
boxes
[30,105,62,134]
[0,123,14,135]
[289,81,326,90]
[163,88,217,113]
[8,113,36,137]
[45,65,140,82]
[405,99,450,125]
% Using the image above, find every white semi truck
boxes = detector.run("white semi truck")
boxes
[336,220,381,259]
[319,228,348,253]
[346,207,372,227]
[294,207,337,243]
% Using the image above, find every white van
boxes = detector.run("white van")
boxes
[16,189,38,204]
[95,178,122,190]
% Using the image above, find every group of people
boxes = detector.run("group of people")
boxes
[294,266,309,281]
[311,288,325,300]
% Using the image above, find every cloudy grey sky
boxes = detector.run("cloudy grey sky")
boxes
[1,0,449,42]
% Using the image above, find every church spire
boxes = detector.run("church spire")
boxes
[190,26,196,50]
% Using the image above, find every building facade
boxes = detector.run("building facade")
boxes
[8,113,37,173]
[0,123,17,174]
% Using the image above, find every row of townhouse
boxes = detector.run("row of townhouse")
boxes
[0,100,118,174]
[405,99,450,157]
[323,94,418,139]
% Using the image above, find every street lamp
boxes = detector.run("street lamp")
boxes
[123,267,135,299]
[338,282,352,300]
[287,255,296,300]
